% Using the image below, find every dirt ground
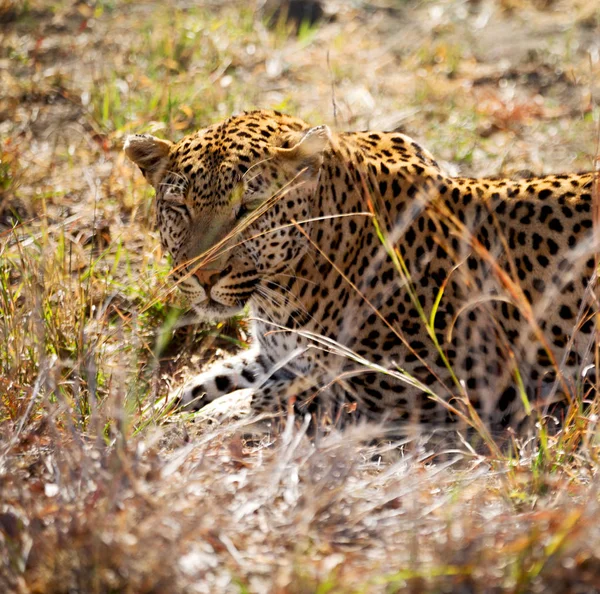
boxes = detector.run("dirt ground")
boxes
[1,0,600,592]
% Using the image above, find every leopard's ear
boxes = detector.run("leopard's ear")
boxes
[124,134,173,185]
[275,125,330,174]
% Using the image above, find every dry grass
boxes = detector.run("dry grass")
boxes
[1,0,600,592]
[3,417,600,594]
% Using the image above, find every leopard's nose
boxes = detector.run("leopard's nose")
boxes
[193,268,222,290]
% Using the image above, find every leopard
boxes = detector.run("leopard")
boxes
[125,110,598,430]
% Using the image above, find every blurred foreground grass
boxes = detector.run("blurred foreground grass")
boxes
[1,0,600,592]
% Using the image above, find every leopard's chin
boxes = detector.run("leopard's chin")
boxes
[192,299,244,322]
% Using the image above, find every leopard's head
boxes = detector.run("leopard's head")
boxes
[125,111,330,320]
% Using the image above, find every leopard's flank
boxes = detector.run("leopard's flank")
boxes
[125,110,598,428]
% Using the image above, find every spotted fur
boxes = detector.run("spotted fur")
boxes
[125,110,598,428]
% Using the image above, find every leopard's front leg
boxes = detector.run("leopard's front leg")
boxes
[177,346,267,411]
[180,375,318,425]
[173,345,318,422]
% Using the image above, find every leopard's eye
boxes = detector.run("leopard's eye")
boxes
[235,203,248,220]
[235,195,263,221]
[160,188,190,218]
[163,190,186,204]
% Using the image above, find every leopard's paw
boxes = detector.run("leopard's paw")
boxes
[190,388,254,423]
